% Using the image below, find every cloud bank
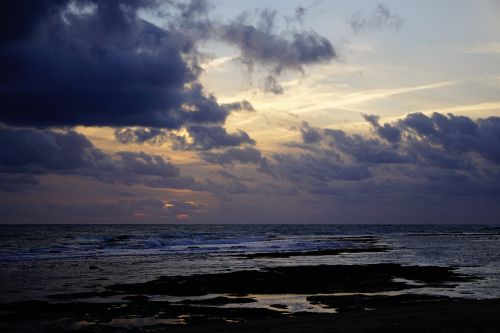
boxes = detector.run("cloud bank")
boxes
[279,113,500,200]
[0,1,233,129]
[0,126,200,191]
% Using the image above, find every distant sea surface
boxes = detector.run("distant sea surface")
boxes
[1,224,499,302]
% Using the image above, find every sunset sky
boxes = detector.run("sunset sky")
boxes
[1,0,500,223]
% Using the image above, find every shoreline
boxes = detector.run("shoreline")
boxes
[1,263,494,332]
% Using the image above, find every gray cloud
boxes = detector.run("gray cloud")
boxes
[115,128,169,145]
[272,152,372,183]
[387,112,500,164]
[113,98,256,148]
[300,121,323,144]
[198,112,500,198]
[114,151,180,178]
[202,147,274,175]
[263,75,285,94]
[0,126,104,173]
[115,125,255,151]
[221,100,255,113]
[321,128,410,164]
[298,113,500,170]
[0,126,200,191]
[195,113,500,202]
[288,113,500,200]
[221,9,335,69]
[0,0,232,129]
[181,126,255,150]
[363,114,402,143]
[0,0,335,131]
[220,8,336,94]
[349,3,404,33]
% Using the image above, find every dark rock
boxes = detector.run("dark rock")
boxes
[107,264,476,296]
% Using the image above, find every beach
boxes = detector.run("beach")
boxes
[1,264,499,332]
[1,225,499,332]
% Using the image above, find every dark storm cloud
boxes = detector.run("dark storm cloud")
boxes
[221,8,335,69]
[0,0,336,129]
[403,114,500,162]
[0,126,103,173]
[299,113,500,169]
[114,151,180,178]
[349,3,404,33]
[198,113,500,198]
[113,98,255,146]
[0,0,68,43]
[0,126,200,191]
[115,127,169,145]
[363,114,402,143]
[321,128,409,164]
[0,0,229,129]
[401,113,437,136]
[220,8,336,94]
[202,147,273,175]
[287,113,500,199]
[181,126,255,150]
[115,125,255,150]
[300,121,322,144]
[272,152,372,183]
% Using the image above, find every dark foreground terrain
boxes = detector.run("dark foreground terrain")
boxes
[178,298,500,333]
[1,263,498,332]
[2,298,499,333]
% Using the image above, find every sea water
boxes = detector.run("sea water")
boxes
[1,224,499,303]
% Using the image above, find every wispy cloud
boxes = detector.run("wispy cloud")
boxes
[231,79,459,118]
[349,3,404,33]
[200,56,235,71]
[298,80,459,112]
[224,77,460,147]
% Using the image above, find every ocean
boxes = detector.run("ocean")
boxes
[1,224,500,305]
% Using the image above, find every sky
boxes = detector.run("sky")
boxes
[1,0,500,224]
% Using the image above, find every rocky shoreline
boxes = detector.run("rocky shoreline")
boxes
[1,263,491,332]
